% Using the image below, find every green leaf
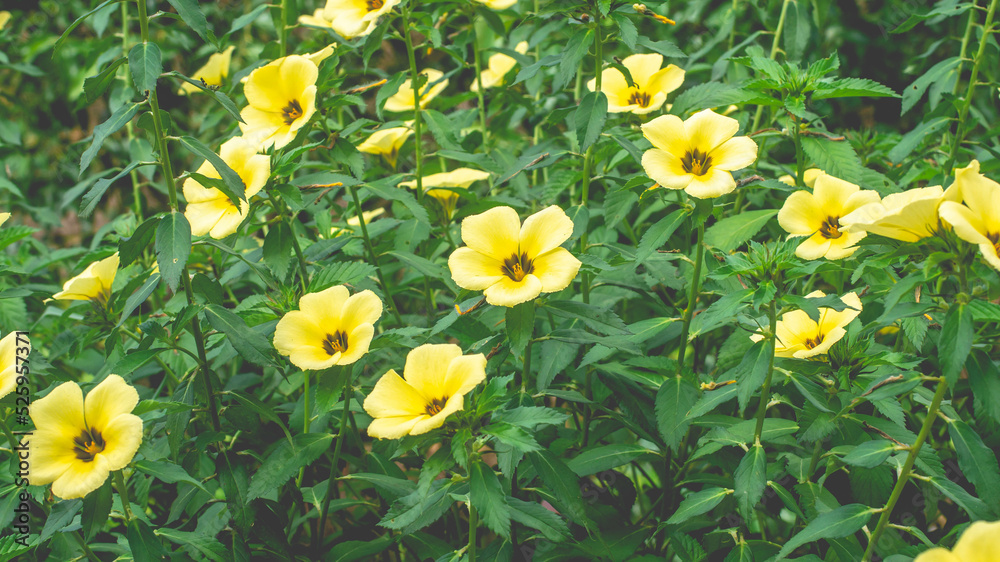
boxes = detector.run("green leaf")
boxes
[939,303,973,388]
[636,37,686,58]
[470,461,511,539]
[204,304,277,367]
[164,71,244,122]
[734,340,772,415]
[155,211,191,292]
[53,0,120,55]
[135,459,210,493]
[484,422,541,452]
[117,272,160,327]
[79,101,142,176]
[247,433,334,500]
[363,179,430,226]
[119,216,160,266]
[900,57,961,114]
[776,504,875,560]
[263,221,294,279]
[84,56,127,104]
[655,376,700,452]
[80,160,147,217]
[362,19,390,70]
[841,440,894,468]
[636,209,687,264]
[704,209,777,253]
[666,487,732,525]
[375,72,406,121]
[555,29,592,92]
[178,135,246,206]
[527,450,590,526]
[544,300,628,336]
[948,419,1000,512]
[81,480,112,540]
[310,261,377,292]
[567,444,656,477]
[575,91,608,152]
[506,301,535,355]
[508,497,570,542]
[812,78,898,99]
[128,42,163,94]
[40,499,81,542]
[157,529,226,562]
[801,135,863,185]
[165,0,218,48]
[218,452,253,532]
[966,350,1000,424]
[734,444,767,519]
[330,536,393,562]
[927,475,991,519]
[537,340,577,391]
[127,519,169,562]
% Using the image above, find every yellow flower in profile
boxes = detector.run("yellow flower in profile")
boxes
[363,344,487,439]
[400,168,490,219]
[183,137,271,239]
[0,332,28,400]
[385,69,449,112]
[641,109,758,199]
[473,0,518,9]
[840,184,960,242]
[53,253,119,302]
[777,173,881,260]
[28,375,143,500]
[472,41,529,91]
[448,206,581,307]
[938,160,1000,271]
[587,53,684,114]
[273,285,383,370]
[357,122,413,169]
[178,46,235,95]
[299,0,400,39]
[778,168,823,187]
[750,290,862,359]
[240,55,318,149]
[330,208,385,237]
[914,520,1000,562]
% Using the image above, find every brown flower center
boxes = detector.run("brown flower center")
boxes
[803,335,823,349]
[502,252,534,282]
[73,428,106,462]
[819,216,842,239]
[281,99,303,125]
[988,231,1000,256]
[681,149,712,177]
[425,396,449,416]
[322,331,348,355]
[366,0,384,11]
[627,89,651,108]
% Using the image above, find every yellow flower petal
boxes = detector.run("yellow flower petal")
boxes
[29,383,85,452]
[709,137,758,171]
[98,413,144,470]
[240,56,319,149]
[410,394,465,435]
[340,290,384,332]
[385,69,449,112]
[939,202,990,245]
[794,232,835,260]
[178,46,235,95]
[645,64,685,97]
[532,248,582,293]
[403,343,463,400]
[0,332,21,400]
[53,253,119,302]
[52,456,112,500]
[448,247,506,291]
[273,285,381,369]
[460,205,521,261]
[952,520,1000,561]
[913,549,962,562]
[641,114,688,157]
[84,375,139,436]
[641,149,692,190]
[367,415,425,439]
[779,190,824,235]
[519,205,575,260]
[684,167,737,199]
[685,108,739,154]
[483,274,543,307]
[442,353,488,398]
[364,370,427,419]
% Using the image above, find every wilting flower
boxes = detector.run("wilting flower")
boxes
[751,290,862,359]
[183,137,271,239]
[273,285,383,370]
[0,332,28,400]
[178,46,235,95]
[914,520,1000,562]
[448,206,581,307]
[471,41,529,91]
[641,109,758,198]
[587,53,684,114]
[240,55,318,149]
[778,168,823,187]
[778,173,881,260]
[299,0,400,39]
[28,375,143,500]
[840,184,959,242]
[385,69,449,112]
[938,160,1000,271]
[363,344,487,439]
[330,208,385,238]
[357,122,413,169]
[400,168,490,219]
[473,0,518,9]
[53,253,119,302]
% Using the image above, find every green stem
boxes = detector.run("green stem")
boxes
[945,0,998,173]
[952,4,978,98]
[862,378,948,562]
[72,531,103,562]
[137,3,178,210]
[182,271,223,432]
[749,0,792,135]
[579,10,602,305]
[316,371,352,552]
[121,1,143,221]
[0,413,18,451]
[792,115,806,187]
[471,17,490,154]
[114,470,134,522]
[753,299,778,442]
[348,183,403,324]
[303,371,310,434]
[521,331,533,393]
[468,503,478,562]
[727,0,740,50]
[279,0,289,57]
[401,6,424,198]
[531,0,543,187]
[675,220,705,377]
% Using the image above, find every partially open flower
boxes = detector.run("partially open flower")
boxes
[750,290,862,359]
[299,0,400,39]
[385,69,449,112]
[240,55,319,149]
[400,168,490,219]
[641,109,758,198]
[587,53,684,114]
[53,253,119,302]
[938,160,1000,271]
[840,184,959,242]
[178,46,235,95]
[914,520,1000,562]
[363,344,487,439]
[28,375,143,499]
[273,285,383,370]
[357,122,413,169]
[0,331,28,400]
[778,168,823,187]
[183,137,271,239]
[778,173,881,260]
[473,0,518,9]
[448,205,581,307]
[472,41,529,91]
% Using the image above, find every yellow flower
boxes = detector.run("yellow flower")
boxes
[357,122,413,169]
[473,0,518,9]
[914,520,1000,562]
[840,184,960,242]
[183,137,271,239]
[750,290,862,359]
[329,208,385,237]
[400,168,490,219]
[384,69,449,112]
[299,0,400,39]
[28,375,143,500]
[0,11,11,31]
[641,109,758,199]
[587,53,684,114]
[305,44,336,67]
[0,212,9,227]
[777,173,881,260]
[0,331,28,400]
[448,206,581,307]
[273,285,383,370]
[471,41,529,91]
[178,46,235,95]
[240,55,319,149]
[53,253,119,302]
[778,168,823,187]
[363,344,487,439]
[938,160,1000,271]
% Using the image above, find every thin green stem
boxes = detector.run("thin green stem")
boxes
[468,503,478,562]
[862,378,948,561]
[137,2,178,210]
[952,4,978,98]
[727,0,740,50]
[401,6,424,197]
[72,531,103,562]
[0,413,19,451]
[348,183,403,324]
[182,271,223,432]
[945,0,998,173]
[675,220,705,377]
[471,18,490,153]
[521,331,533,393]
[303,371,310,434]
[114,470,134,522]
[316,371,352,553]
[792,115,806,187]
[579,11,602,305]
[279,0,289,57]
[753,299,778,442]
[531,0,543,187]
[121,1,143,221]
[749,0,792,135]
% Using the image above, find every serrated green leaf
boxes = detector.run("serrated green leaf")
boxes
[800,135,863,185]
[948,419,1000,511]
[79,101,142,177]
[655,376,700,452]
[776,504,875,559]
[734,444,767,518]
[842,440,894,468]
[666,487,732,525]
[575,91,608,152]
[155,211,191,291]
[567,444,656,477]
[470,461,511,539]
[128,43,162,95]
[939,303,973,388]
[247,434,333,500]
[84,56,127,104]
[204,304,276,367]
